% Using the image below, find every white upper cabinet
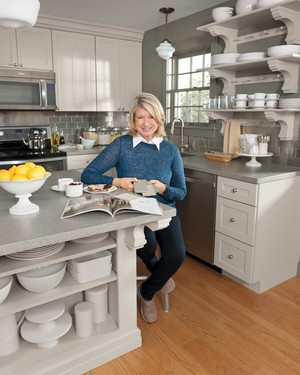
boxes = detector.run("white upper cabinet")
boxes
[96,37,142,111]
[0,27,53,70]
[52,30,97,112]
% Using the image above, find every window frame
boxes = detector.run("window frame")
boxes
[166,48,211,126]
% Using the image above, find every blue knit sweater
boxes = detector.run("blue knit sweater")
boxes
[81,135,186,207]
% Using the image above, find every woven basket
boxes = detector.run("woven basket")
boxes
[205,151,234,163]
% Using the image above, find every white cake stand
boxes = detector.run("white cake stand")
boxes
[236,152,273,167]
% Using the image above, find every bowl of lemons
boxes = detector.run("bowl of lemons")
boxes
[0,162,51,215]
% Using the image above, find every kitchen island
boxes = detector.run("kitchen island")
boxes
[0,170,176,375]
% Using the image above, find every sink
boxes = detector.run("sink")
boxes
[180,153,195,158]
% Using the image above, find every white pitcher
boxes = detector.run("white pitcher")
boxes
[236,0,257,14]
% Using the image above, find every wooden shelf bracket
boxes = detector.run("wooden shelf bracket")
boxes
[207,25,238,53]
[271,6,300,45]
[267,59,299,93]
[264,111,296,140]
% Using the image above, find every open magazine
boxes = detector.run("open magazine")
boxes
[61,193,162,219]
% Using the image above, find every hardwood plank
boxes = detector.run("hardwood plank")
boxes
[86,256,300,375]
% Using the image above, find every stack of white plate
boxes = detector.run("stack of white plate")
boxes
[278,98,300,109]
[67,250,112,284]
[267,45,300,57]
[211,53,240,66]
[6,242,65,261]
[20,301,72,349]
[237,52,267,62]
[69,233,109,245]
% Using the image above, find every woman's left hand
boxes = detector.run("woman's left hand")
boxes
[147,179,167,195]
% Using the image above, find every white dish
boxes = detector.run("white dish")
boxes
[51,185,65,192]
[69,232,109,245]
[267,45,300,57]
[21,312,72,349]
[16,262,66,292]
[6,242,65,261]
[68,250,112,272]
[67,263,112,284]
[25,301,65,328]
[0,275,13,304]
[83,185,117,194]
[211,53,239,66]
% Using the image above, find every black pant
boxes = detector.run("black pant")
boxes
[137,212,186,300]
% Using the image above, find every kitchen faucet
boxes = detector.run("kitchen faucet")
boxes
[170,117,189,153]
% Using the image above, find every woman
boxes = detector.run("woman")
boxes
[81,93,186,323]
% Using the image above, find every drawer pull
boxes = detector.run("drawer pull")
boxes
[229,218,236,223]
[228,254,234,260]
[232,188,238,193]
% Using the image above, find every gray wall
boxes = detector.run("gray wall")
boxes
[142,1,300,168]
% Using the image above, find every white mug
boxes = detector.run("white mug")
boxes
[253,99,265,108]
[265,100,278,108]
[235,99,247,108]
[266,93,280,100]
[65,182,83,198]
[58,178,74,191]
[236,94,248,100]
[254,93,266,100]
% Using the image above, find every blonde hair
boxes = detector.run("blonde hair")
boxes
[128,93,166,137]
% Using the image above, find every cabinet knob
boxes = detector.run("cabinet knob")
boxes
[227,254,234,260]
[232,188,238,193]
[13,62,18,66]
[229,218,236,223]
[86,160,90,164]
[19,63,23,67]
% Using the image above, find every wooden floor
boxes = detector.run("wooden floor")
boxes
[85,255,300,375]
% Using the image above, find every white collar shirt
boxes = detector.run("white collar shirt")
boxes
[132,134,163,150]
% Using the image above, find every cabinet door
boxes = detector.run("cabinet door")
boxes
[0,28,18,68]
[53,31,96,112]
[96,37,120,111]
[16,28,53,70]
[120,40,142,111]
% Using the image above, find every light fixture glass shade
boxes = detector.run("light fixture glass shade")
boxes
[0,0,40,28]
[156,41,175,60]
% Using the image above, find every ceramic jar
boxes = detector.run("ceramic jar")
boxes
[236,0,257,15]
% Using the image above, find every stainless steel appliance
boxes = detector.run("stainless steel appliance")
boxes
[0,69,56,110]
[177,168,217,265]
[0,126,67,171]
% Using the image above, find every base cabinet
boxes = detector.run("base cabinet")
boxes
[214,176,300,293]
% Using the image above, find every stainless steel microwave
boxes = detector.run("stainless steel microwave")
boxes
[0,69,56,110]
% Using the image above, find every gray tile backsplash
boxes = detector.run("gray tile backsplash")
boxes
[1,111,300,168]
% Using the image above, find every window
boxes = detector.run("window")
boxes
[166,51,211,125]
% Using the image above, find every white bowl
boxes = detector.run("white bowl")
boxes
[267,45,300,57]
[211,53,240,66]
[0,275,13,304]
[212,7,233,22]
[0,172,51,215]
[256,0,283,8]
[237,52,267,62]
[17,262,66,293]
[80,138,95,149]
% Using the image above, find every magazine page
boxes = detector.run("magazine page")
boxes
[61,194,113,218]
[113,196,162,216]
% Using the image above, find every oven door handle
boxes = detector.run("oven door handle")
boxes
[40,80,46,109]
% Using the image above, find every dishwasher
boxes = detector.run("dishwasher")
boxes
[177,168,217,265]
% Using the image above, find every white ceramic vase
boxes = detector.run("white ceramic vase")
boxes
[236,0,257,14]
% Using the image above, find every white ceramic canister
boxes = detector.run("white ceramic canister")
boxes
[236,0,257,15]
[74,302,94,338]
[85,284,108,323]
[97,127,111,146]
[0,313,23,356]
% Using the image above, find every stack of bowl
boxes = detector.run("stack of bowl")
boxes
[212,7,234,22]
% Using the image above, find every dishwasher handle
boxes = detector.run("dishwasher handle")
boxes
[185,176,216,188]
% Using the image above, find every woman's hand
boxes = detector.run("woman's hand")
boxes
[148,179,167,195]
[113,177,139,192]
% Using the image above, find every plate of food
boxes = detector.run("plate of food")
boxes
[83,184,117,194]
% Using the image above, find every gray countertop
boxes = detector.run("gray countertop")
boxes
[181,155,300,183]
[0,170,175,255]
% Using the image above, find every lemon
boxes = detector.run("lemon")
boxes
[14,164,31,177]
[28,166,46,180]
[9,165,16,176]
[11,174,28,181]
[0,169,12,181]
[24,162,36,169]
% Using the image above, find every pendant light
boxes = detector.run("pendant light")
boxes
[0,0,40,28]
[156,7,175,60]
